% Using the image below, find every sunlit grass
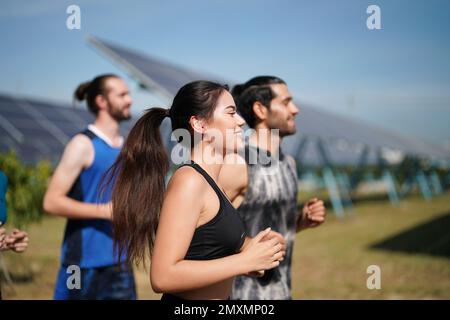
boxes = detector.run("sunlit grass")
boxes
[2,191,449,299]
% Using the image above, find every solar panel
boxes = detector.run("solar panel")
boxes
[0,93,137,164]
[283,105,450,161]
[86,35,450,162]
[0,127,19,151]
[1,36,449,166]
[88,36,227,98]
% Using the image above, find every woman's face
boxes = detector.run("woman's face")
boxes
[205,90,245,156]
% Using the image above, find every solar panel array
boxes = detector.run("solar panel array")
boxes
[0,93,134,164]
[89,36,450,163]
[1,91,449,166]
[282,104,450,162]
[0,92,356,166]
[1,36,449,166]
[88,35,227,99]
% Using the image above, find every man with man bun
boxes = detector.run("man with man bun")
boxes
[43,74,136,300]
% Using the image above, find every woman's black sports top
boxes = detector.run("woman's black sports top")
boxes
[180,161,247,260]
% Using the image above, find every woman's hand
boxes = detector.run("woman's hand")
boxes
[239,228,283,274]
[261,230,286,261]
[243,229,286,277]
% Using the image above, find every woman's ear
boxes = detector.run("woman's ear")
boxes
[252,101,268,122]
[189,116,206,134]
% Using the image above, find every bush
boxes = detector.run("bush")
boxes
[0,151,52,229]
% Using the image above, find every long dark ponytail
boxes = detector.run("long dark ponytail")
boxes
[106,107,168,266]
[107,80,229,266]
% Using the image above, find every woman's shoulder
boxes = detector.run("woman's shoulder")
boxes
[168,165,208,193]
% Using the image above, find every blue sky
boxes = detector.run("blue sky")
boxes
[1,0,449,147]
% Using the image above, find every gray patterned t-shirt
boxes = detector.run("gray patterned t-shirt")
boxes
[231,144,299,300]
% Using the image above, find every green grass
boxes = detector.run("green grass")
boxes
[293,191,450,299]
[2,191,450,299]
[0,217,161,300]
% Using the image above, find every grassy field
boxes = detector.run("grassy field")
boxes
[1,191,450,300]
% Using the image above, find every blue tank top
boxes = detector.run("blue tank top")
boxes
[0,171,7,225]
[60,128,122,268]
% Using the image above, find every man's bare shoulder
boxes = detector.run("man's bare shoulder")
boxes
[58,133,94,168]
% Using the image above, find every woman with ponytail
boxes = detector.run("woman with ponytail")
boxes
[108,80,286,300]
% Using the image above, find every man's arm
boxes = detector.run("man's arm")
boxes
[43,134,110,220]
[286,156,326,232]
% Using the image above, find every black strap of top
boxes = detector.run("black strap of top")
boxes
[178,161,226,202]
[80,128,96,140]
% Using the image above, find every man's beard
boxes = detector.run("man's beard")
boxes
[274,119,297,138]
[279,126,296,138]
[108,104,131,122]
